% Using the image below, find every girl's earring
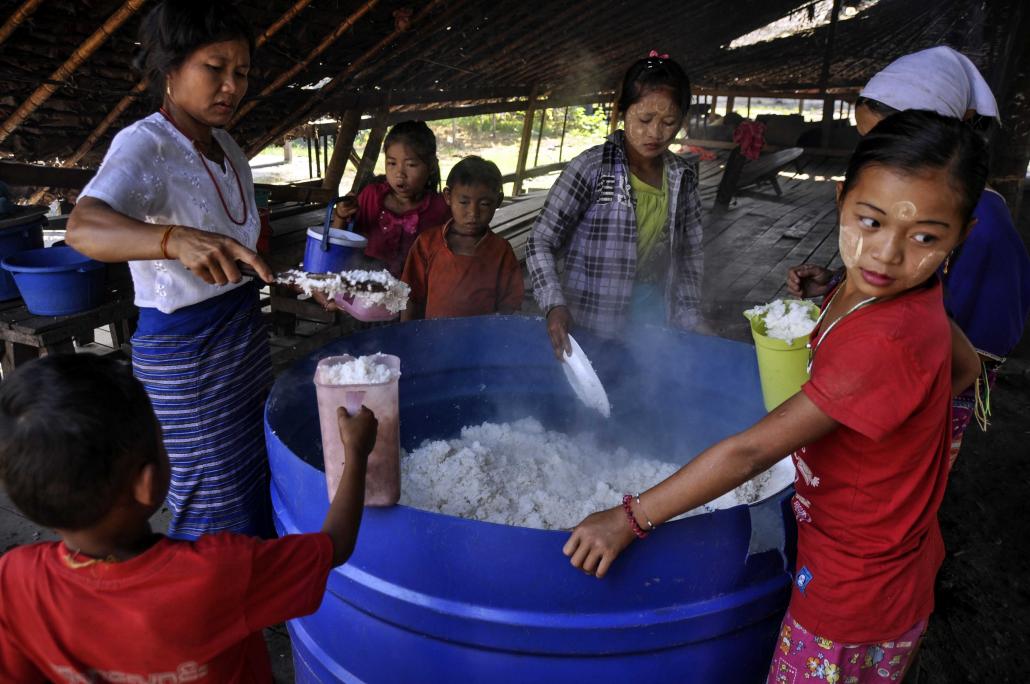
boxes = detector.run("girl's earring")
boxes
[943,252,952,274]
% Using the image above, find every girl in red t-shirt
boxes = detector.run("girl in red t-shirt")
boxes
[331,120,451,275]
[563,110,987,683]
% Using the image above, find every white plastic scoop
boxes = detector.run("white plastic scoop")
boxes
[561,334,611,418]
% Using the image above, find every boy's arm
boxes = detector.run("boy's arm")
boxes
[950,319,981,396]
[564,391,838,578]
[322,406,378,567]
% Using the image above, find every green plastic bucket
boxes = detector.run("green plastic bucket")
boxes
[744,301,819,411]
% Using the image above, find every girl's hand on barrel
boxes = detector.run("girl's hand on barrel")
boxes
[167,226,275,285]
[547,305,574,360]
[785,264,832,299]
[330,195,358,228]
[337,406,378,460]
[563,507,636,579]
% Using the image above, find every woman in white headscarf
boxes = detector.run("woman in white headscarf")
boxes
[788,46,1030,464]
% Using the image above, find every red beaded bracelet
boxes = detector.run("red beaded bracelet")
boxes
[622,494,649,539]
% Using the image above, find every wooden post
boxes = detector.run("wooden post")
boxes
[746,97,752,119]
[351,106,390,194]
[726,95,736,115]
[0,0,146,146]
[798,98,805,115]
[323,109,363,192]
[307,136,314,179]
[0,0,43,47]
[818,0,844,147]
[323,135,329,169]
[314,130,322,178]
[229,0,381,129]
[284,138,293,163]
[514,86,540,196]
[558,106,569,162]
[533,108,547,167]
[987,0,1030,230]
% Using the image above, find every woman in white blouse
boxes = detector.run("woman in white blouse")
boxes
[67,1,277,539]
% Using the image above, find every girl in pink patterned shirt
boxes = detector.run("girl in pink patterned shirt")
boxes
[331,121,450,275]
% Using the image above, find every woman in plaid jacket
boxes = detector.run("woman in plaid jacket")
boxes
[527,54,705,358]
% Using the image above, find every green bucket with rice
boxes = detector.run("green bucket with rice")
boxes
[744,300,820,411]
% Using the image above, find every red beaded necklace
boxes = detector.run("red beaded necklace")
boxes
[158,107,248,226]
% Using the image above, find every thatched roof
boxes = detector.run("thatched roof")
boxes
[0,0,1015,166]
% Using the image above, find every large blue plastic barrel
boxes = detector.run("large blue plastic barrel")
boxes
[265,317,796,683]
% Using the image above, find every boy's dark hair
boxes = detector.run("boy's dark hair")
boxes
[384,120,441,193]
[0,355,161,530]
[841,109,988,222]
[446,156,503,195]
[617,55,691,119]
[135,0,255,102]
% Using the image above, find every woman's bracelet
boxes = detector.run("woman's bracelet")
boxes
[621,494,649,539]
[160,224,177,260]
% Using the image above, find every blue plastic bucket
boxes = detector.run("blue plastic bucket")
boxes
[1,246,106,316]
[0,217,45,301]
[302,226,367,273]
[302,197,367,273]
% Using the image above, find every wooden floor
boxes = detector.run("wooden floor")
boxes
[697,151,846,341]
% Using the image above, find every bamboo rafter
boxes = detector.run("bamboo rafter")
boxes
[244,0,451,157]
[58,0,317,170]
[0,0,147,146]
[350,0,470,85]
[0,0,44,47]
[228,0,381,129]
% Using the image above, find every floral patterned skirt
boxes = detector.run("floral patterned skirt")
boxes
[767,608,926,684]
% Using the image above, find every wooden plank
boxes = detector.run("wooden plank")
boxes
[254,183,334,205]
[0,161,95,189]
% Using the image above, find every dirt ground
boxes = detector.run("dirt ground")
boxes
[914,346,1030,682]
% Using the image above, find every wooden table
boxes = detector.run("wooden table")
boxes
[0,266,137,377]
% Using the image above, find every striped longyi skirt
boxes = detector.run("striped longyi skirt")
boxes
[132,282,273,539]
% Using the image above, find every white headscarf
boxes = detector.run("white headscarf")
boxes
[859,46,998,119]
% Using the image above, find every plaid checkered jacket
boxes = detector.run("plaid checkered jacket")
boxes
[526,131,704,337]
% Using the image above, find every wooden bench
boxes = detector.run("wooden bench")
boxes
[0,265,137,377]
[715,147,805,207]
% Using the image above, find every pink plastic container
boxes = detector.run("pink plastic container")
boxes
[313,354,401,506]
[334,292,398,322]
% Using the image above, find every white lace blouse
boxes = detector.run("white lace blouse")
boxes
[81,113,259,314]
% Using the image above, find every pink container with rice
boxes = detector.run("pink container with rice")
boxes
[313,354,401,506]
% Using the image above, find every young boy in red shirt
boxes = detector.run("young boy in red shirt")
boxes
[0,354,377,682]
[400,156,524,321]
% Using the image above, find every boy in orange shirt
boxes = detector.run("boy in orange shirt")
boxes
[400,156,524,320]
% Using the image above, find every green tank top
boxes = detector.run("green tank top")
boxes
[629,171,669,269]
